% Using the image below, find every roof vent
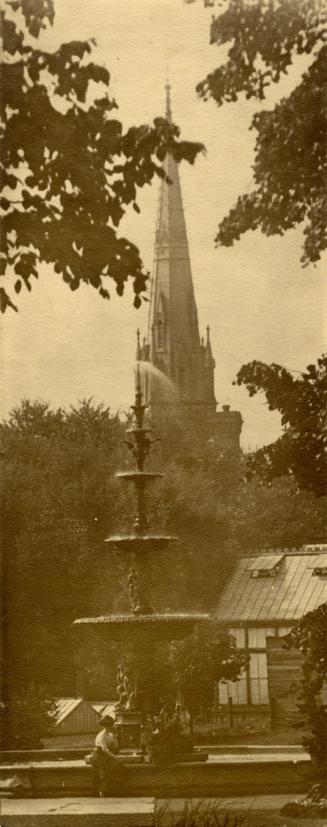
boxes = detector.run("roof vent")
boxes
[247,554,284,578]
[309,553,327,577]
[312,567,327,577]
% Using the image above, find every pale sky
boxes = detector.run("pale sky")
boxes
[2,0,326,449]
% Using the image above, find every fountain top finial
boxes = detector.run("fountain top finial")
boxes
[136,361,141,395]
[132,363,147,431]
[136,329,141,361]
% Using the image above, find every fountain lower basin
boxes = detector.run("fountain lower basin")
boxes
[74,613,209,641]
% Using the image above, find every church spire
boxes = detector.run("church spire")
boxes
[137,86,242,448]
[142,85,217,411]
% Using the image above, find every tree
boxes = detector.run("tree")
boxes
[1,398,128,701]
[0,685,55,750]
[170,619,246,737]
[190,0,327,264]
[0,0,202,312]
[284,603,327,804]
[225,475,327,550]
[235,354,327,497]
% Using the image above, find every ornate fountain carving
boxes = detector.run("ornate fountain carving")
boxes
[116,663,137,711]
[127,564,153,615]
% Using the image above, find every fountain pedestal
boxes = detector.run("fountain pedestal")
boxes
[115,710,143,752]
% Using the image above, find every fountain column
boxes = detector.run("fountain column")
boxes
[113,367,157,749]
[74,369,209,756]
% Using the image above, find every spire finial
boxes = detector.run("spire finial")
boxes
[204,324,214,367]
[165,79,172,122]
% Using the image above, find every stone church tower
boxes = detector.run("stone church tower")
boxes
[137,85,242,451]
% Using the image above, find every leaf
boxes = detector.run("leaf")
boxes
[0,287,18,312]
[99,287,110,300]
[2,172,19,190]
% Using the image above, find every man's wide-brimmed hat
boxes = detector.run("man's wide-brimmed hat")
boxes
[100,714,115,727]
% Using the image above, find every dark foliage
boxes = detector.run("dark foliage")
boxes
[170,619,246,735]
[0,685,55,750]
[190,0,327,263]
[235,354,327,496]
[1,399,127,700]
[143,706,193,764]
[0,0,203,311]
[287,602,327,785]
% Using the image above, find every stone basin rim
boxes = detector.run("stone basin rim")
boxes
[74,613,210,626]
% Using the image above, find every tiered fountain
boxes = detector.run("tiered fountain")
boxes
[74,368,209,756]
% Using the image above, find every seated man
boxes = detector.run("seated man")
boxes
[87,715,127,796]
[95,714,118,756]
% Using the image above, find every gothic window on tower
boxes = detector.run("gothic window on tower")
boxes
[157,317,164,350]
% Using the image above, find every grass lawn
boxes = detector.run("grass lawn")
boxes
[156,813,327,826]
[240,819,324,827]
[237,817,326,827]
[155,801,327,826]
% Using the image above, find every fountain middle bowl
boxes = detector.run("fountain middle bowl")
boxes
[105,534,178,552]
[116,471,163,482]
[73,612,210,641]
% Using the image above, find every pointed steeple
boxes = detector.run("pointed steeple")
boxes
[145,85,216,408]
